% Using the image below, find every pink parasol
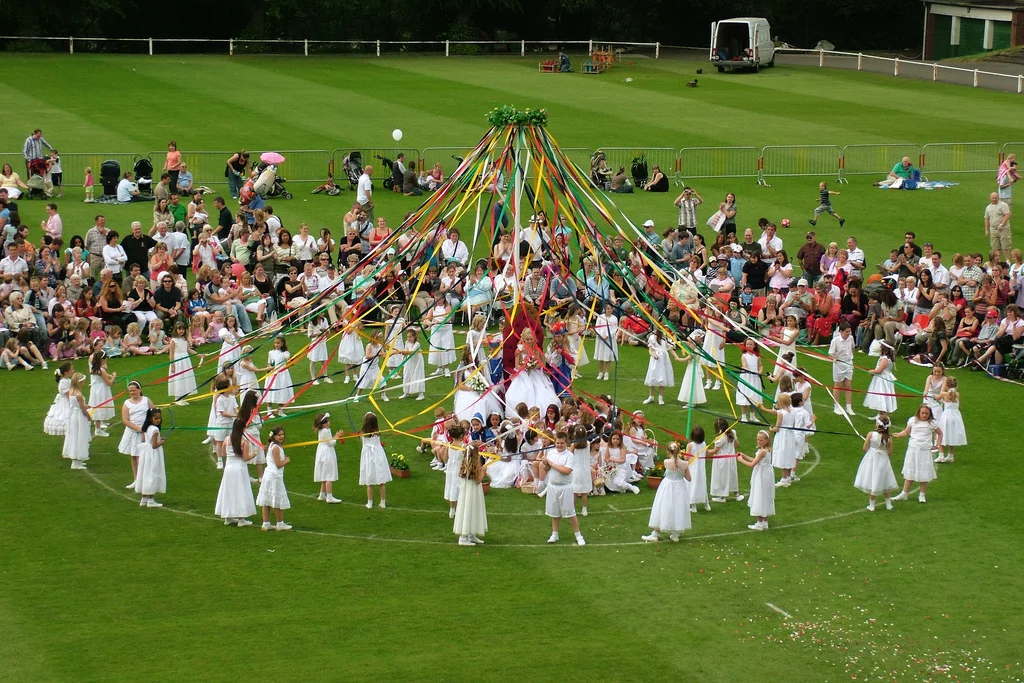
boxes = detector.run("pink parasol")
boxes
[260,152,286,164]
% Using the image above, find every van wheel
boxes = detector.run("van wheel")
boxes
[754,62,760,72]
[717,66,725,73]
[768,56,776,67]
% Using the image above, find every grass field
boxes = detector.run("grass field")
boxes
[2,54,1023,682]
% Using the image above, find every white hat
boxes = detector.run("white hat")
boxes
[642,219,655,228]
[797,278,808,287]
[731,244,743,253]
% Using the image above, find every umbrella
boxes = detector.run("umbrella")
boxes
[260,152,286,165]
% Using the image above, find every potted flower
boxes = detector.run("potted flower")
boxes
[389,452,411,479]
[645,461,665,489]
[481,473,491,495]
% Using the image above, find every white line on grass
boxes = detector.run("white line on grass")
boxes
[765,602,793,619]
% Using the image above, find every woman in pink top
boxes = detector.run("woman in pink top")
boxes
[163,140,182,196]
[41,203,62,240]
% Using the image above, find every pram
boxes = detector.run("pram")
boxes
[252,162,293,200]
[375,154,399,191]
[342,151,363,191]
[24,158,51,199]
[133,155,154,196]
[99,160,121,198]
[631,154,649,188]
[591,150,612,190]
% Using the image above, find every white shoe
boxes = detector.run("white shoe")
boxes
[945,455,954,463]
[382,393,389,402]
[469,535,484,545]
[236,519,253,527]
[885,499,893,510]
[547,533,559,544]
[125,481,137,489]
[398,394,409,400]
[690,504,698,513]
[146,499,162,508]
[658,396,665,405]
[734,494,745,502]
[262,522,274,531]
[224,518,236,525]
[276,521,292,531]
[365,501,373,509]
[201,436,212,445]
[642,397,654,405]
[449,507,456,518]
[892,491,908,501]
[641,533,659,542]
[344,376,350,384]
[216,460,224,470]
[94,429,109,438]
[323,376,334,384]
[140,498,149,507]
[312,379,321,386]
[712,382,721,391]
[790,474,801,482]
[867,502,876,511]
[326,495,342,504]
[575,535,586,546]
[630,485,640,494]
[704,380,712,389]
[378,501,386,509]
[711,497,726,503]
[669,534,680,542]
[748,523,765,531]
[317,492,326,501]
[833,405,846,416]
[416,394,426,400]
[458,535,474,546]
[596,373,604,380]
[934,455,944,462]
[918,493,927,504]
[580,507,588,517]
[775,479,790,488]
[740,415,748,423]
[444,369,451,378]
[845,407,856,416]
[249,476,259,483]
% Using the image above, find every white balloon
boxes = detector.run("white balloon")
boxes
[392,129,403,142]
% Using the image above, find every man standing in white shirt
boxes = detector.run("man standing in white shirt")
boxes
[845,236,866,281]
[929,252,950,290]
[357,165,374,224]
[984,191,1012,262]
[757,223,783,258]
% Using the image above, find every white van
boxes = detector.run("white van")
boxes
[710,17,775,72]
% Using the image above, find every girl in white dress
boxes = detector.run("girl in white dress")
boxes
[624,412,655,472]
[503,327,560,419]
[202,366,231,447]
[257,427,292,531]
[264,336,294,416]
[134,408,167,508]
[44,362,74,435]
[119,381,155,490]
[63,373,92,470]
[642,441,692,542]
[735,339,764,422]
[359,411,392,509]
[241,392,265,482]
[685,425,711,513]
[443,423,466,518]
[427,300,456,377]
[701,311,726,391]
[922,364,947,425]
[88,352,116,437]
[487,433,521,489]
[355,330,383,400]
[864,344,898,415]
[566,306,589,374]
[707,418,743,503]
[788,392,814,482]
[465,313,488,366]
[383,306,406,389]
[738,430,775,531]
[601,431,640,494]
[892,404,942,504]
[215,414,258,527]
[307,313,331,385]
[398,329,426,400]
[674,335,706,406]
[167,322,198,405]
[936,379,966,463]
[853,416,898,511]
[454,445,488,546]
[212,378,238,470]
[773,315,800,368]
[217,315,243,369]
[765,393,798,487]
[593,302,618,380]
[570,425,592,516]
[235,346,262,394]
[313,412,343,504]
[643,327,675,405]
[337,318,365,384]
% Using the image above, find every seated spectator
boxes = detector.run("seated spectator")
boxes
[0,164,29,199]
[782,279,814,323]
[874,157,917,188]
[403,162,422,197]
[610,166,632,193]
[643,165,669,192]
[175,163,193,194]
[116,172,147,203]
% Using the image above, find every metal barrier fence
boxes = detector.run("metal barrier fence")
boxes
[839,144,922,178]
[598,147,679,184]
[759,145,842,186]
[678,146,759,181]
[143,149,331,186]
[330,148,422,182]
[999,142,1022,164]
[920,142,1001,175]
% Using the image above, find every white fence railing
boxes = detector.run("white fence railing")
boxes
[775,48,1024,94]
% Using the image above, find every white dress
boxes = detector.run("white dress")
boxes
[648,466,692,533]
[313,427,339,482]
[246,413,265,465]
[402,340,425,395]
[853,432,898,495]
[338,330,365,365]
[358,434,392,486]
[62,395,91,462]
[771,408,798,470]
[256,443,291,510]
[686,442,709,506]
[213,393,237,442]
[701,320,726,368]
[443,445,464,502]
[356,344,382,391]
[43,378,72,435]
[453,364,502,423]
[709,434,739,498]
[625,427,656,471]
[924,379,945,423]
[218,328,242,367]
[602,447,634,492]
[236,363,260,395]
[453,476,488,537]
[864,357,898,413]
[486,451,520,489]
[134,426,166,496]
[677,359,706,405]
[167,337,197,400]
[644,337,675,387]
[117,397,150,456]
[89,372,115,422]
[215,443,257,520]
[572,445,592,494]
[265,349,294,406]
[901,418,938,482]
[938,400,967,447]
[567,316,589,367]
[593,313,618,362]
[503,348,560,419]
[385,317,406,369]
[747,452,776,518]
[307,320,329,363]
[792,405,812,459]
[735,352,763,407]
[428,307,456,367]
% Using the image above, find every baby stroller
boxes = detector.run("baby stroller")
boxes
[100,159,121,198]
[342,151,363,191]
[591,150,612,190]
[375,154,399,191]
[311,159,343,196]
[24,158,51,199]
[133,155,154,196]
[631,154,649,189]
[252,162,293,200]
